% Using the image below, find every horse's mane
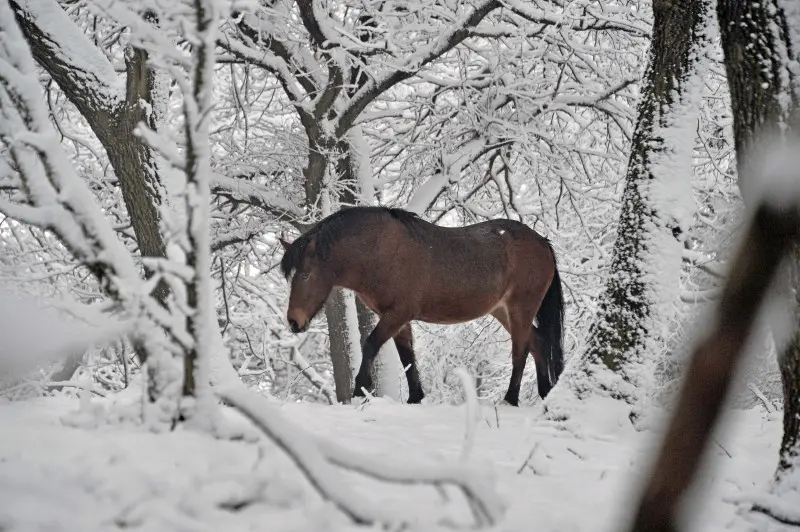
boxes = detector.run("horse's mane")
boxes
[279,206,421,278]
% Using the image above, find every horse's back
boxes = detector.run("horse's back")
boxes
[381,215,553,322]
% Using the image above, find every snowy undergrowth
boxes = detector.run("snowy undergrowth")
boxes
[0,386,783,532]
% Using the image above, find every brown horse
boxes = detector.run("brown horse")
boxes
[279,206,564,406]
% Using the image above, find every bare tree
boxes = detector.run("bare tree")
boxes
[548,0,711,410]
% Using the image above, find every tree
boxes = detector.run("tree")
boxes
[715,0,800,522]
[8,0,175,391]
[547,0,710,413]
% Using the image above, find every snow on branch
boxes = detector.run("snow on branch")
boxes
[218,387,504,528]
[498,0,651,37]
[216,31,310,108]
[0,1,187,352]
[228,11,319,95]
[336,0,501,136]
[211,172,305,222]
[10,0,124,112]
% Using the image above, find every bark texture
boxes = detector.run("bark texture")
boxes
[717,0,796,204]
[324,289,357,403]
[581,0,706,381]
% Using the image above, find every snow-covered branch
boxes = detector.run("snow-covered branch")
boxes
[218,387,504,527]
[336,0,501,136]
[211,173,305,222]
[498,0,650,37]
[9,0,124,113]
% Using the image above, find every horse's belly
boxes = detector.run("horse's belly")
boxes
[417,293,502,324]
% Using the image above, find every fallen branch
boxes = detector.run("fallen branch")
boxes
[43,381,107,397]
[217,386,504,528]
[748,383,776,413]
[290,347,337,405]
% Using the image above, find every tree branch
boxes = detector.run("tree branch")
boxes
[10,0,123,116]
[218,387,504,527]
[628,201,800,532]
[211,172,305,224]
[335,0,501,136]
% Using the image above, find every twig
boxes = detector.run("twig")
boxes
[290,347,337,405]
[517,443,539,474]
[748,383,775,413]
[752,504,800,527]
[42,381,107,397]
[713,438,733,459]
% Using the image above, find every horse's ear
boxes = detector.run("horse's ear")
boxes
[279,237,291,251]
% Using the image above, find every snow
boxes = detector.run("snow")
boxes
[0,286,130,378]
[0,391,785,531]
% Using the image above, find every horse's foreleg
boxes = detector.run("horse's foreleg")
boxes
[353,314,408,398]
[394,324,424,404]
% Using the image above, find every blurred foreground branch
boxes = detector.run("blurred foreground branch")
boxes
[628,194,800,529]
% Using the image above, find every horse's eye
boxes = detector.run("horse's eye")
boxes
[300,272,310,281]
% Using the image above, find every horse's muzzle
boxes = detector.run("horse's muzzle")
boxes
[288,318,308,334]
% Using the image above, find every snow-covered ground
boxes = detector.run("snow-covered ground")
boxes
[0,392,788,532]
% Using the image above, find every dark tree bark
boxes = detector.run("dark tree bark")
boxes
[324,289,356,403]
[717,0,796,205]
[580,0,707,382]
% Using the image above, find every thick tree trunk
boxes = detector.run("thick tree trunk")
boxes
[778,256,800,477]
[302,134,362,403]
[717,0,796,205]
[14,5,169,301]
[718,0,800,513]
[324,288,357,403]
[13,1,170,324]
[573,0,707,399]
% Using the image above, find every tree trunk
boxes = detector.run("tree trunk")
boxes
[13,1,170,326]
[324,288,358,403]
[717,0,800,512]
[10,1,185,408]
[778,253,800,477]
[717,0,796,205]
[570,0,708,401]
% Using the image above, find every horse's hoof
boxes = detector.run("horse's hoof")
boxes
[407,393,424,404]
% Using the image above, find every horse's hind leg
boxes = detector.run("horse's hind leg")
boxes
[394,323,424,404]
[529,325,552,399]
[504,314,534,406]
[354,313,408,398]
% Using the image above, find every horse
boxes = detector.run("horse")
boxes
[278,206,564,406]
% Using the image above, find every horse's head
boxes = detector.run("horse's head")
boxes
[279,236,334,334]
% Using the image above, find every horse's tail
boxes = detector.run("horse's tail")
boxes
[536,253,565,395]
